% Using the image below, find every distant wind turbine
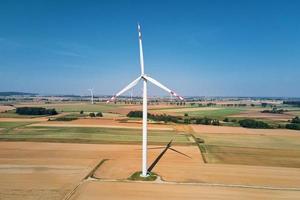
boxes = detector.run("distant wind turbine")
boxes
[107,24,184,177]
[130,88,133,102]
[88,88,94,104]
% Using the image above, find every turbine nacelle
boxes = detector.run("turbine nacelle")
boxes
[107,75,184,103]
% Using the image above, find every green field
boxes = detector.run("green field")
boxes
[0,121,32,129]
[0,110,45,118]
[184,108,243,119]
[0,124,189,144]
[196,133,300,168]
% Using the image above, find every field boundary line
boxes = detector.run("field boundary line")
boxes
[62,159,108,200]
[190,133,208,163]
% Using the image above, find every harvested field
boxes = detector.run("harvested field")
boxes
[94,145,202,180]
[192,125,300,167]
[203,145,300,168]
[0,142,104,200]
[70,181,300,200]
[230,110,294,121]
[1,142,300,200]
[92,143,300,189]
[31,118,173,130]
[191,124,300,136]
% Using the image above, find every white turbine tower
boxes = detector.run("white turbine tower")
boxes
[88,88,94,104]
[107,24,183,177]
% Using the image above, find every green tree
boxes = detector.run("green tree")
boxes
[96,112,103,117]
[238,119,270,129]
[291,116,300,124]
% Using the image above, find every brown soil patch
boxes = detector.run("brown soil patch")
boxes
[0,105,15,112]
[230,110,295,121]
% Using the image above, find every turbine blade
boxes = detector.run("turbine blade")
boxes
[138,23,145,75]
[169,148,192,159]
[166,138,174,148]
[143,75,184,100]
[107,76,141,102]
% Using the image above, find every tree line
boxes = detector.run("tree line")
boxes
[238,119,270,129]
[286,116,300,130]
[283,101,300,107]
[16,107,57,115]
[127,111,220,125]
[261,107,286,114]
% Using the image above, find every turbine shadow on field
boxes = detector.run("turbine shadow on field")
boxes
[147,139,192,173]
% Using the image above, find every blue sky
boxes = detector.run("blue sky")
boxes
[0,0,299,97]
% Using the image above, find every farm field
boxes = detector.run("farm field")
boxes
[0,101,300,200]
[185,108,243,118]
[1,142,300,200]
[2,101,299,124]
[149,104,299,123]
[0,125,189,144]
[230,109,296,121]
[0,121,31,129]
[192,125,300,167]
[0,142,108,200]
[70,181,300,200]
[30,118,174,130]
[0,110,47,118]
[151,106,244,118]
[13,102,122,112]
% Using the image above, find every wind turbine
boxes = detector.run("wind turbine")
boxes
[88,88,94,104]
[107,24,184,177]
